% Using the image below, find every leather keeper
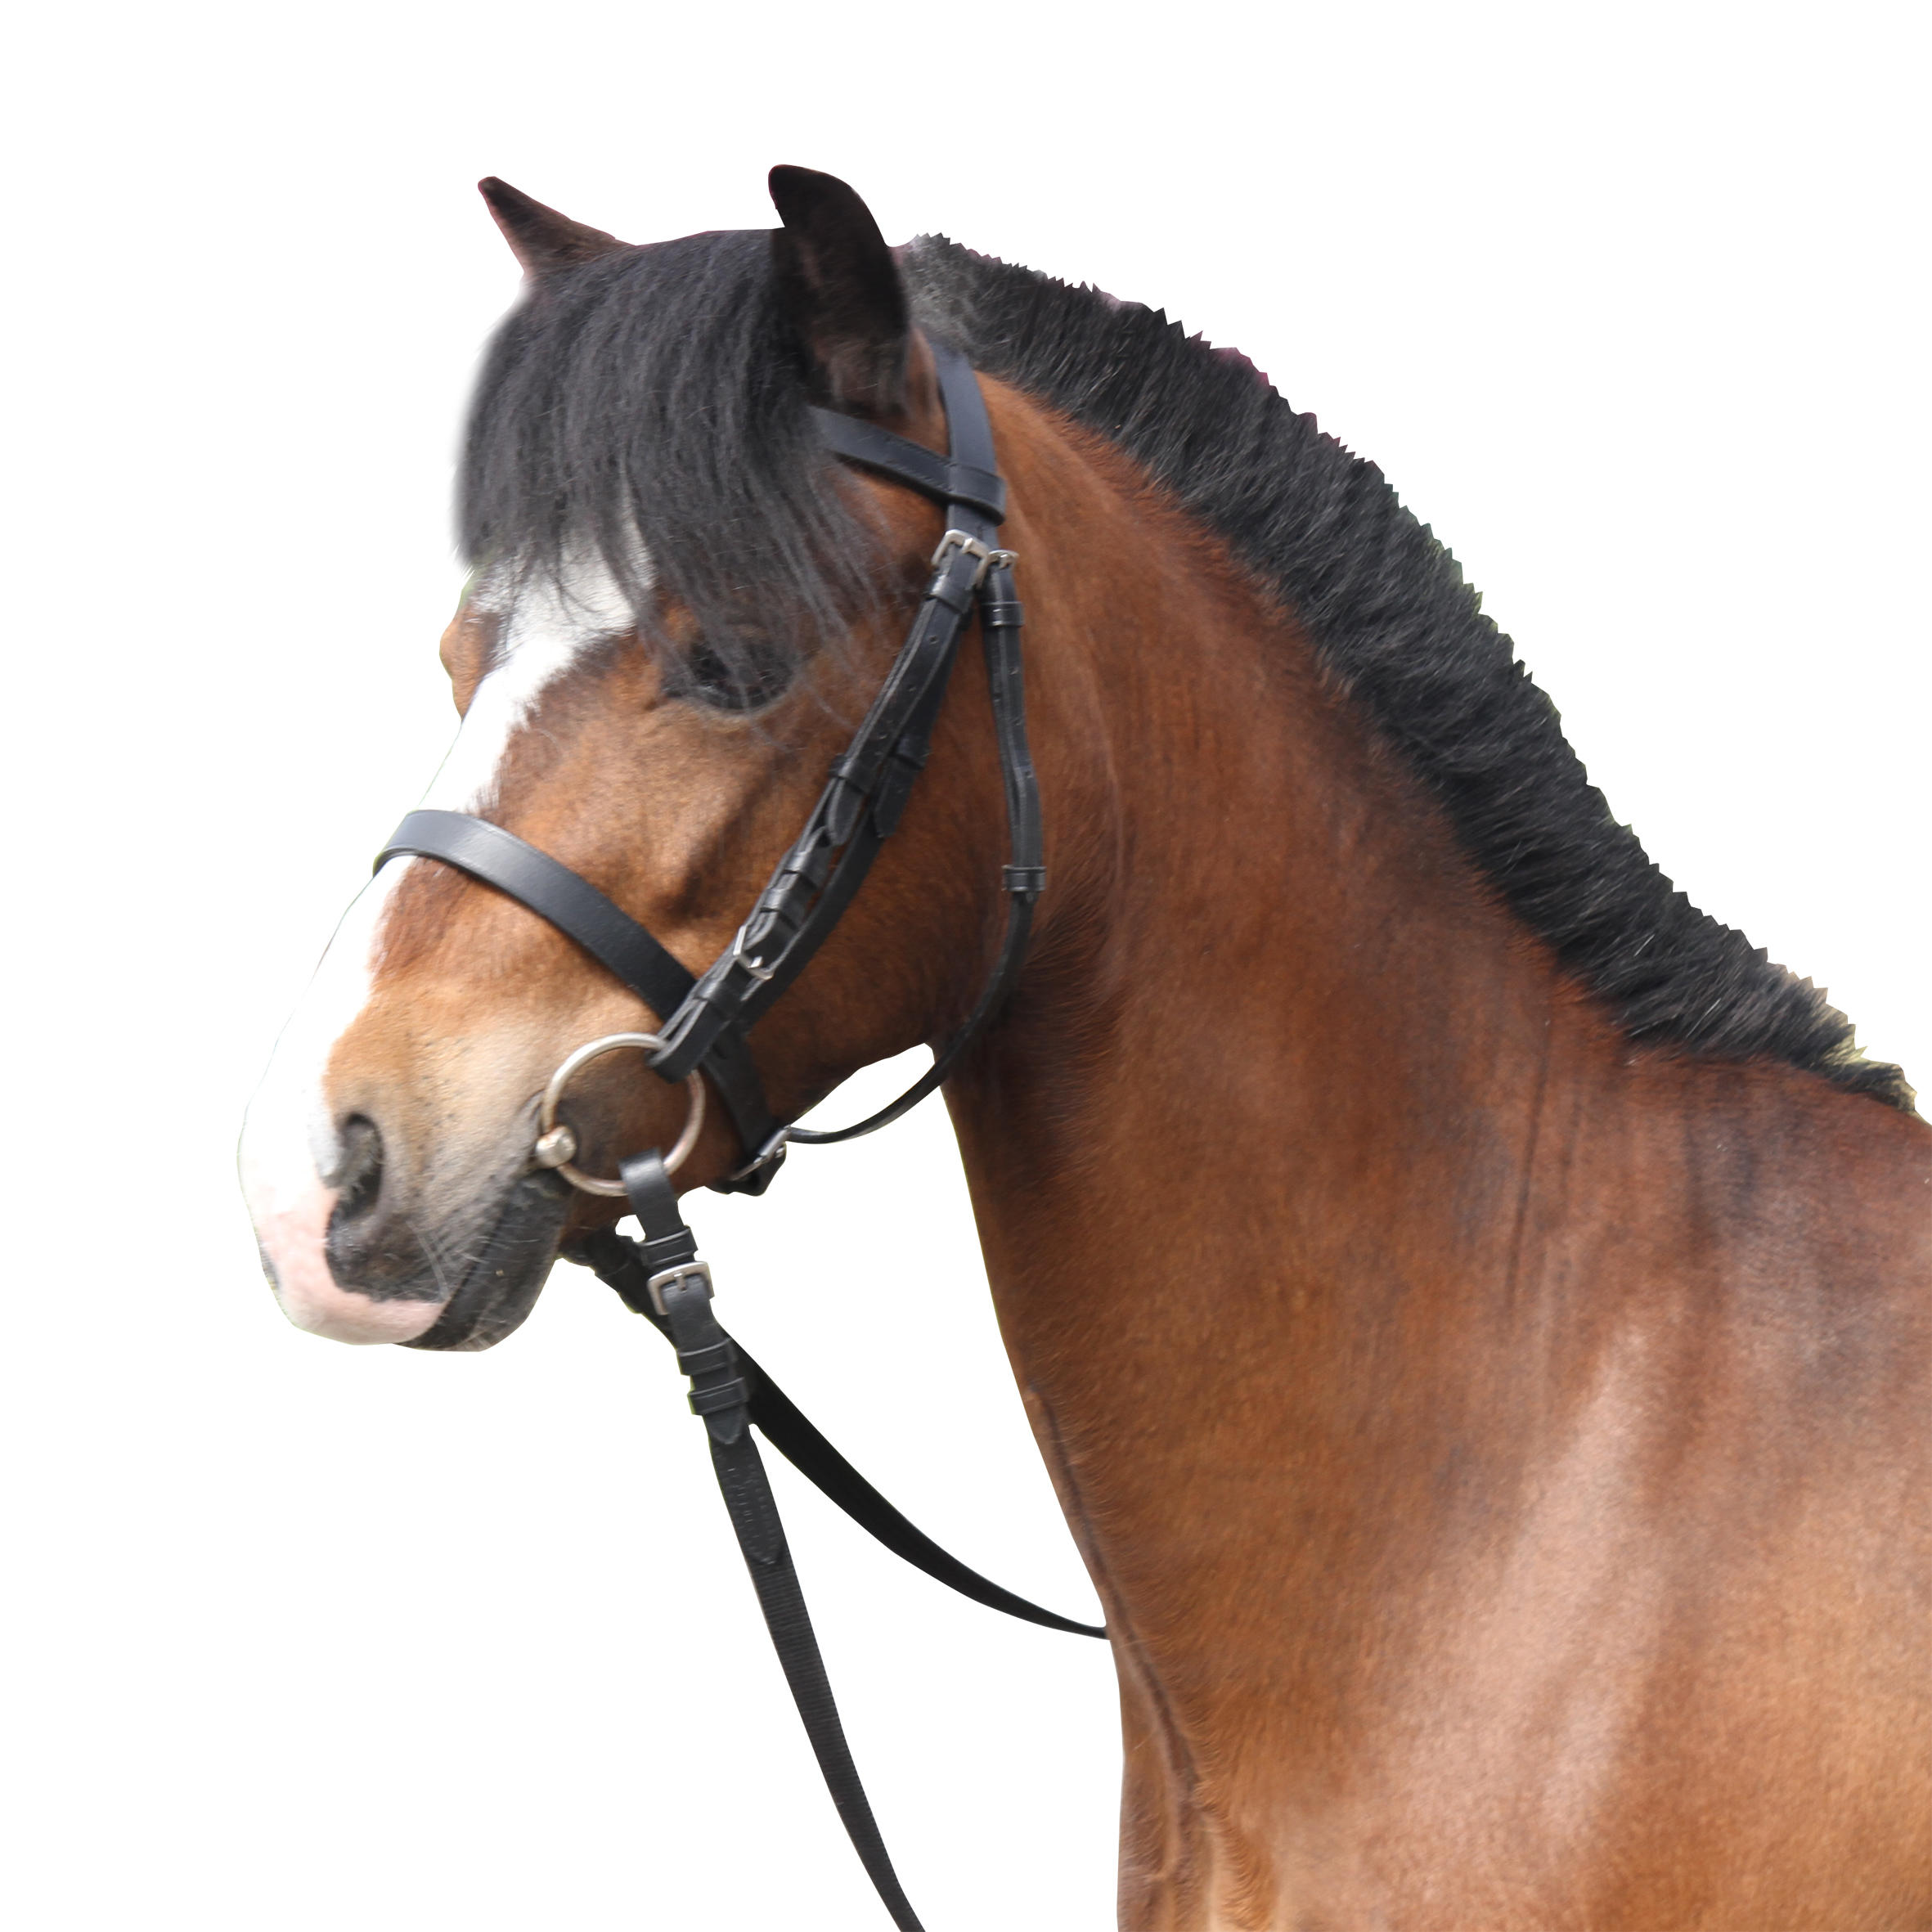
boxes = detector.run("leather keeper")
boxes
[639,1229,699,1274]
[688,1378,750,1417]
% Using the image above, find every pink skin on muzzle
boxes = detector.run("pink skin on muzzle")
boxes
[252,1175,443,1346]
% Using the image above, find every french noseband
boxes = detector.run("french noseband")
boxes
[373,344,1097,1931]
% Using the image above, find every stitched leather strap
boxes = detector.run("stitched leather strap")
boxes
[645,533,983,1085]
[788,554,1043,1145]
[655,342,1038,1160]
[574,1228,1105,1638]
[618,1157,930,1932]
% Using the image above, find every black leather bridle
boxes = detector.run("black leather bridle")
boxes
[380,343,1040,1197]
[373,344,1099,1931]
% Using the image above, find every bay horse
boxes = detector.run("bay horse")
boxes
[240,168,1930,1930]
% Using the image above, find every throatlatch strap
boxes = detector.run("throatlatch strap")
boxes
[618,1154,929,1932]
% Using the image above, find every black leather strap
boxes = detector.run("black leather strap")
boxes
[645,532,985,1085]
[652,342,1037,1156]
[375,810,786,1193]
[371,345,1036,1197]
[576,1229,1104,1638]
[807,340,1006,528]
[379,811,695,1016]
[928,342,1002,546]
[618,1157,929,1932]
[786,555,1043,1144]
[980,560,1044,889]
[811,410,1007,524]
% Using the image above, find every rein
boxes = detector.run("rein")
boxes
[374,344,1101,1930]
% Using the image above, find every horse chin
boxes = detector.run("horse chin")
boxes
[402,1170,574,1353]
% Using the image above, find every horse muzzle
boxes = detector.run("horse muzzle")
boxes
[244,1107,572,1350]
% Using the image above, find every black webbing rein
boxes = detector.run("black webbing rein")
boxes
[374,344,1100,1931]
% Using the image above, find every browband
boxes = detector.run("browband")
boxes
[809,410,1007,523]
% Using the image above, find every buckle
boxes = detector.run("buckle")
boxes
[729,920,780,983]
[645,1259,713,1319]
[931,529,1018,590]
[726,1126,790,1184]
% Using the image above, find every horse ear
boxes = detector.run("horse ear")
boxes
[768,165,909,416]
[479,177,627,276]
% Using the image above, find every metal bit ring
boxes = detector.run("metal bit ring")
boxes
[532,1032,706,1196]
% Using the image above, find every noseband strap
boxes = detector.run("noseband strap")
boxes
[384,811,695,1018]
[377,810,784,1174]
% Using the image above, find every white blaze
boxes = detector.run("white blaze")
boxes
[239,550,640,1341]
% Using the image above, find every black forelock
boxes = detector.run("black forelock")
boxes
[456,222,1910,1110]
[460,228,877,699]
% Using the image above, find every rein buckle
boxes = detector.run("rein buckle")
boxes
[722,1126,791,1192]
[729,919,780,983]
[645,1258,714,1319]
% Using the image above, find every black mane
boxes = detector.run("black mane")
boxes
[459,228,1909,1109]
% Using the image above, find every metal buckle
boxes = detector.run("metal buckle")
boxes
[645,1258,713,1319]
[931,529,1018,590]
[725,1126,790,1183]
[729,920,779,983]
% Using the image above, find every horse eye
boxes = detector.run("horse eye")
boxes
[675,635,797,713]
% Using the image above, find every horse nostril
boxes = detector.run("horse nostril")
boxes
[331,1116,385,1224]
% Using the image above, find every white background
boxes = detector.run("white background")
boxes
[3,3,1925,1928]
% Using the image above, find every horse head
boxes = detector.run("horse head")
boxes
[240,169,1025,1349]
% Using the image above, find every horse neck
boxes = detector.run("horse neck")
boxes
[944,393,1709,1612]
[937,389,1930,1924]
[950,391,1588,1344]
